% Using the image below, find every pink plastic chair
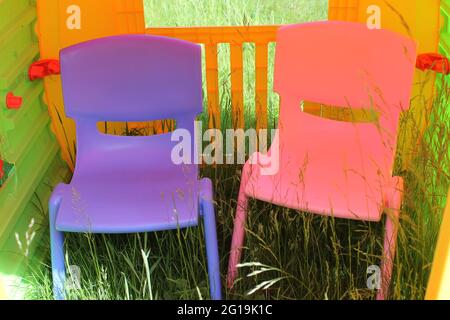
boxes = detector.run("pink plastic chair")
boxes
[227,21,417,299]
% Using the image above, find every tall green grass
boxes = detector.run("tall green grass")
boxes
[21,0,449,300]
[143,0,328,27]
[23,86,450,300]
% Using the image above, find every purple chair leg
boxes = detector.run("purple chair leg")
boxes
[49,188,66,300]
[199,178,222,300]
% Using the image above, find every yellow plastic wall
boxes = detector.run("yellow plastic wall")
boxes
[36,0,145,169]
[329,0,442,170]
[426,189,450,300]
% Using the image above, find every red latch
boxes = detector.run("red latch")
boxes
[5,92,22,109]
[416,53,450,75]
[0,160,4,180]
[29,59,60,80]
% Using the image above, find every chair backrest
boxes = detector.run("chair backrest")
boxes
[60,34,202,122]
[59,35,202,172]
[273,21,417,170]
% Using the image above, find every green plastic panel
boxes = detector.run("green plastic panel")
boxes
[437,0,450,173]
[0,155,67,274]
[440,0,450,58]
[0,0,70,279]
[424,0,450,211]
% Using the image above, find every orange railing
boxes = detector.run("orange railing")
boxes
[145,25,372,132]
[146,26,279,131]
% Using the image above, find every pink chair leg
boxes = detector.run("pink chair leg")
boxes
[377,178,403,300]
[227,162,252,288]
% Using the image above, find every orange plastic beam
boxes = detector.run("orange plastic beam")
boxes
[146,25,278,45]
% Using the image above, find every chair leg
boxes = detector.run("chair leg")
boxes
[377,178,403,300]
[49,190,66,300]
[227,163,251,288]
[199,178,222,300]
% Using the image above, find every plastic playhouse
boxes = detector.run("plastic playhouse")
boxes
[0,0,449,300]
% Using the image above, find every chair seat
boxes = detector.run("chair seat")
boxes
[55,165,200,233]
[244,116,397,222]
[245,159,391,222]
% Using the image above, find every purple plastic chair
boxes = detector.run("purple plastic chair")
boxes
[49,35,221,300]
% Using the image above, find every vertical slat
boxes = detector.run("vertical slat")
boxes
[328,0,359,21]
[131,0,145,32]
[205,43,221,129]
[349,0,359,21]
[114,0,145,37]
[255,43,268,131]
[328,0,338,20]
[230,43,244,129]
[131,6,139,31]
[340,0,348,20]
[125,0,132,31]
[114,0,125,33]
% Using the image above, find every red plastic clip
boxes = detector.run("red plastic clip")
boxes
[416,53,450,75]
[5,92,23,109]
[0,160,4,180]
[29,59,61,80]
